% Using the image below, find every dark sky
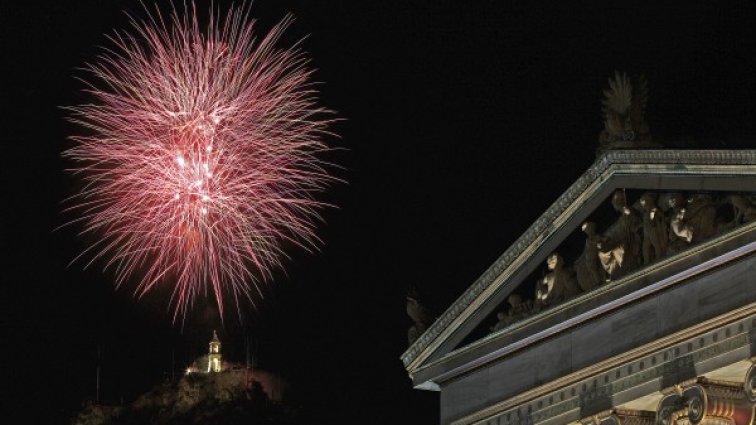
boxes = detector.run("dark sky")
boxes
[3,1,756,424]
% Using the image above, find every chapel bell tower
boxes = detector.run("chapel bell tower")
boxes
[208,330,222,373]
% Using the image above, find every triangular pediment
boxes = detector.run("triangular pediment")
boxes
[402,149,756,390]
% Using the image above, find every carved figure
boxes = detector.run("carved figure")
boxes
[490,311,509,333]
[598,190,642,279]
[490,294,532,332]
[639,193,667,264]
[536,253,579,307]
[507,293,532,317]
[687,194,717,240]
[598,72,653,153]
[575,221,607,291]
[662,193,689,253]
[670,209,693,244]
[729,195,756,224]
[671,194,716,244]
[407,288,434,345]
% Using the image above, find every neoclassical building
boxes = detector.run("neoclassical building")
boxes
[402,72,756,425]
[402,148,756,425]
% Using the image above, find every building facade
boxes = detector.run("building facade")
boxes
[402,150,756,425]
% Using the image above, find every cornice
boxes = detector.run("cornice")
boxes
[455,304,756,425]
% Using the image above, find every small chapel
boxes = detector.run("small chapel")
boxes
[207,330,222,373]
[185,330,223,374]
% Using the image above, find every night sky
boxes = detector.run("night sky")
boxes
[3,1,756,424]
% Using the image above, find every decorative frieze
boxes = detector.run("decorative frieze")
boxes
[403,150,756,372]
[489,189,756,336]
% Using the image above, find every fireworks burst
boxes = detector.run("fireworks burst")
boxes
[64,3,336,320]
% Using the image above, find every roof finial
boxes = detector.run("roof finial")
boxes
[598,71,657,155]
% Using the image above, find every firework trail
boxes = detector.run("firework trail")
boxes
[64,3,336,320]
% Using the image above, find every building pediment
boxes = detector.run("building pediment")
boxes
[402,150,756,391]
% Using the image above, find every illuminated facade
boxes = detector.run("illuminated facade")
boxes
[402,150,756,425]
[208,330,222,373]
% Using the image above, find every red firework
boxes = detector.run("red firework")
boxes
[64,3,335,320]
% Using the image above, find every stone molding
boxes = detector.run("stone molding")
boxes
[450,305,756,425]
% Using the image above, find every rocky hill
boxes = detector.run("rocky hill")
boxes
[70,369,298,425]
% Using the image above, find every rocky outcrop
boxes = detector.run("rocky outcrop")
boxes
[70,368,295,425]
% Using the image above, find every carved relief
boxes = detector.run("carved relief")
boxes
[744,363,756,404]
[656,378,755,425]
[582,409,656,425]
[535,253,579,309]
[639,193,668,265]
[491,294,533,332]
[598,190,642,279]
[490,189,756,335]
[404,152,756,368]
[576,221,608,291]
[662,193,689,254]
[598,72,655,154]
[730,195,756,225]
[407,287,435,345]
[680,194,717,243]
[655,393,686,425]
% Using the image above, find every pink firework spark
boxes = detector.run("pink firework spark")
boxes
[64,3,336,320]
